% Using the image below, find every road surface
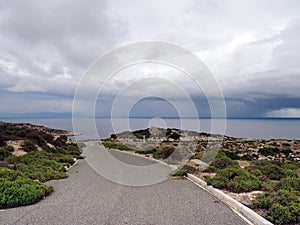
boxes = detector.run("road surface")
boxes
[0,141,248,225]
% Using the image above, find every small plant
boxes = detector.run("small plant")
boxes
[102,141,133,151]
[153,149,163,159]
[252,192,274,209]
[170,167,187,177]
[258,147,280,156]
[210,156,239,169]
[0,145,13,160]
[252,189,300,225]
[266,203,300,225]
[21,140,37,152]
[207,166,261,193]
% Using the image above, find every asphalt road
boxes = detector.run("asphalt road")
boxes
[0,141,248,225]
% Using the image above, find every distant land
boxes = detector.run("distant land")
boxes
[1,112,300,119]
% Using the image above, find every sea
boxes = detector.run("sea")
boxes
[0,117,299,140]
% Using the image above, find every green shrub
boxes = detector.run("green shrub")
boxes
[170,167,187,177]
[51,135,68,147]
[0,147,12,160]
[102,141,133,151]
[258,147,280,156]
[266,203,299,225]
[252,192,274,209]
[282,149,292,157]
[262,180,278,192]
[203,166,217,173]
[228,175,261,193]
[0,167,20,179]
[258,164,285,180]
[206,175,227,189]
[207,166,261,193]
[2,145,14,152]
[223,151,240,160]
[277,176,300,191]
[211,156,239,169]
[9,151,68,182]
[252,161,299,181]
[252,189,300,225]
[276,189,298,207]
[135,148,156,154]
[153,149,163,159]
[4,155,20,164]
[21,140,37,152]
[161,146,174,159]
[57,156,75,166]
[0,168,53,209]
[182,164,197,174]
[240,154,254,161]
[282,143,291,147]
[0,135,6,147]
[132,129,150,139]
[246,166,266,181]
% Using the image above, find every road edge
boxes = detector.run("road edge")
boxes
[187,174,273,225]
[97,141,272,225]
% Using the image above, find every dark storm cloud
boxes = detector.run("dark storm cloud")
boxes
[0,0,299,117]
[0,0,127,97]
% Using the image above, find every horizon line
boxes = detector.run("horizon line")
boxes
[1,116,300,120]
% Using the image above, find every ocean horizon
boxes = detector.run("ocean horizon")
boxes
[1,117,299,140]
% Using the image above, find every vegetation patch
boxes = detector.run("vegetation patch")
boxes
[0,168,53,208]
[170,166,187,177]
[253,190,300,225]
[0,122,82,209]
[102,140,134,151]
[206,166,261,193]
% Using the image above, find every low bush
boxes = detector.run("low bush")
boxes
[21,140,37,152]
[203,166,217,173]
[170,167,187,177]
[153,146,175,160]
[240,154,254,161]
[102,141,133,151]
[0,146,13,160]
[261,180,278,192]
[182,164,197,174]
[2,145,14,152]
[256,164,285,180]
[246,166,266,181]
[266,202,300,225]
[258,147,280,156]
[6,151,69,182]
[161,146,174,159]
[210,156,239,169]
[0,168,53,209]
[252,192,274,209]
[252,190,299,225]
[153,149,163,159]
[277,176,300,192]
[223,151,240,160]
[207,166,261,193]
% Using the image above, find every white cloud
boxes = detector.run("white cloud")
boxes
[266,108,300,117]
[6,83,46,93]
[0,0,300,115]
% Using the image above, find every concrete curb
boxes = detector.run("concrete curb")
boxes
[187,174,273,225]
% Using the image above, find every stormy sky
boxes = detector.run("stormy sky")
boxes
[0,0,300,118]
